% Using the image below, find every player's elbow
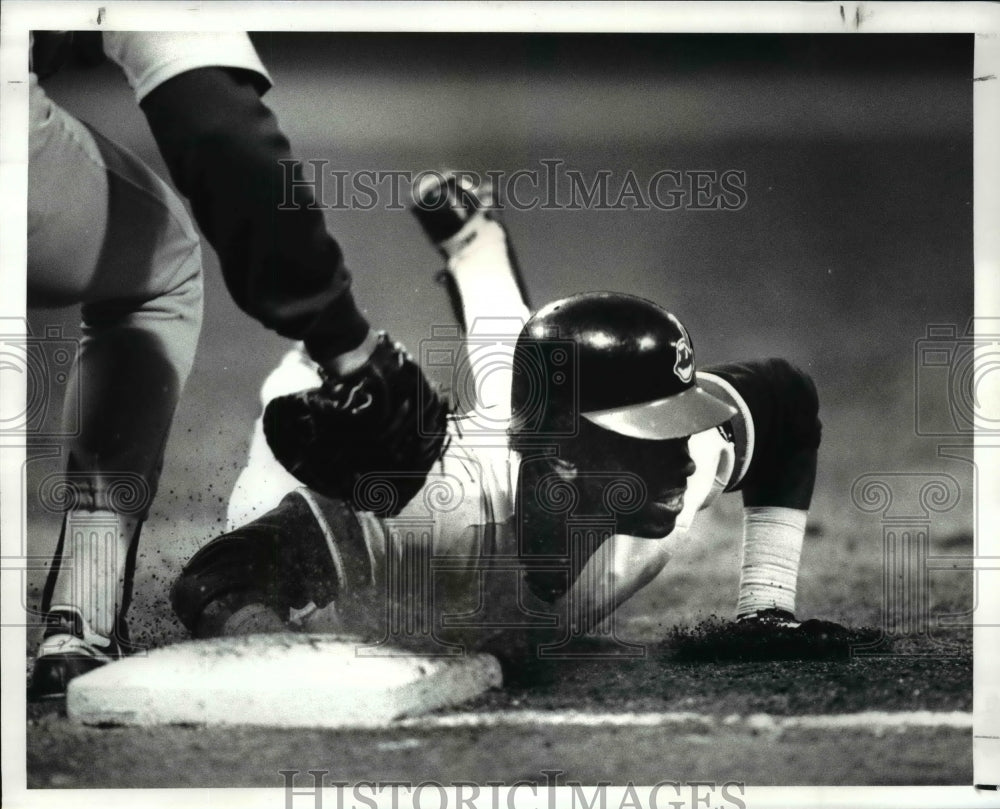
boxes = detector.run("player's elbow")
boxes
[764,357,822,450]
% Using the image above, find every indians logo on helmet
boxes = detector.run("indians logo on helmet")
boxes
[673,329,694,384]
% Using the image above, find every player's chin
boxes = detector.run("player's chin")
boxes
[620,503,680,538]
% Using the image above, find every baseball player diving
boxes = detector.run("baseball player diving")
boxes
[169,174,844,656]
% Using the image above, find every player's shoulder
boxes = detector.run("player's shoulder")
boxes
[389,431,509,530]
[438,416,513,483]
[414,417,515,521]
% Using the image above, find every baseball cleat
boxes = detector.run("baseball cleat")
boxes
[29,609,125,700]
[411,172,496,245]
[736,608,802,629]
[737,608,848,637]
[411,171,532,327]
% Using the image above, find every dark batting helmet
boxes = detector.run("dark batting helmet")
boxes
[509,292,736,442]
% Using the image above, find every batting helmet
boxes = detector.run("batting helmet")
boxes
[509,292,737,441]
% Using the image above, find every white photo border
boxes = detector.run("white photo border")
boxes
[2,2,998,808]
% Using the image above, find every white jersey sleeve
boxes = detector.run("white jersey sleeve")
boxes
[226,344,319,530]
[103,32,272,102]
[674,425,736,532]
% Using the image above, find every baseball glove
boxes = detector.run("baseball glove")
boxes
[262,332,450,517]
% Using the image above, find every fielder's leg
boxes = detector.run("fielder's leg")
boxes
[28,75,204,697]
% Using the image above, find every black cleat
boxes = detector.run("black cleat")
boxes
[670,613,870,662]
[736,608,803,629]
[738,608,850,637]
[29,609,124,700]
[411,172,496,245]
[411,171,532,328]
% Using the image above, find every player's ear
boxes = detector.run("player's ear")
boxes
[550,455,578,481]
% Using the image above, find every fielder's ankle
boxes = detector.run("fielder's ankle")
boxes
[45,509,141,640]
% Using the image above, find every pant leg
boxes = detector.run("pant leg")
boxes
[441,217,530,424]
[28,73,203,517]
[699,358,821,510]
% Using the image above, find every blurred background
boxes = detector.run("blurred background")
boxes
[24,33,974,644]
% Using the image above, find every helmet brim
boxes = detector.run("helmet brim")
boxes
[581,385,738,440]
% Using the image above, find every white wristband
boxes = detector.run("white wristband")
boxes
[736,506,807,618]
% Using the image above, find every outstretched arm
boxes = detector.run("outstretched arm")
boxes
[554,534,674,634]
[104,32,371,367]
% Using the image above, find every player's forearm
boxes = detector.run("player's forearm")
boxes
[139,66,368,354]
[555,535,672,633]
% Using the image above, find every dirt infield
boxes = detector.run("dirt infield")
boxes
[26,628,972,787]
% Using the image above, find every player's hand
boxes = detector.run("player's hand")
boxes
[262,332,450,516]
